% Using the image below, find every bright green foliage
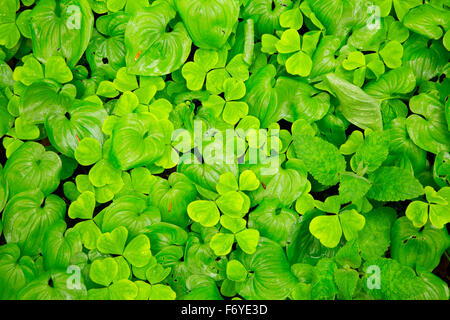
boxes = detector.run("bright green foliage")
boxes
[0,0,449,302]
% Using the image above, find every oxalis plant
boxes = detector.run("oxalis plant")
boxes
[0,0,449,301]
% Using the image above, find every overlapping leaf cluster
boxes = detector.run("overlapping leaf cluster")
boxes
[0,0,449,300]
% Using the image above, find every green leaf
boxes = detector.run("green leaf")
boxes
[326,73,383,131]
[406,93,450,154]
[0,0,20,49]
[97,81,119,98]
[45,56,73,84]
[236,238,297,300]
[46,99,107,158]
[146,261,171,284]
[123,234,152,267]
[125,1,192,76]
[367,166,424,201]
[335,240,361,269]
[114,91,139,116]
[280,8,303,30]
[209,233,235,256]
[108,279,138,300]
[0,244,37,300]
[339,209,365,241]
[342,51,365,70]
[216,172,239,195]
[235,229,259,255]
[314,195,341,214]
[405,201,429,228]
[68,191,96,220]
[182,62,206,91]
[113,67,138,92]
[72,220,102,250]
[380,40,403,69]
[226,260,247,282]
[261,34,279,54]
[403,4,450,40]
[4,142,62,197]
[391,217,450,271]
[90,257,118,287]
[41,221,82,270]
[187,200,220,227]
[29,0,94,67]
[286,51,312,77]
[309,215,342,248]
[357,207,397,261]
[223,78,246,101]
[149,284,176,300]
[334,268,360,300]
[364,67,416,99]
[340,130,364,155]
[220,215,246,234]
[74,137,102,166]
[107,0,126,12]
[339,173,372,203]
[96,226,128,255]
[3,190,66,256]
[276,29,301,54]
[293,134,346,186]
[216,191,246,217]
[222,101,249,125]
[175,0,239,49]
[239,170,260,191]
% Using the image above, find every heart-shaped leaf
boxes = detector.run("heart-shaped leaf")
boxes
[97,226,128,255]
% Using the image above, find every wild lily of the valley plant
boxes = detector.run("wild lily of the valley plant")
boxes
[0,0,449,300]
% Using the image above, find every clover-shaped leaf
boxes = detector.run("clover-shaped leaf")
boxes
[339,209,366,241]
[223,102,249,125]
[235,228,259,255]
[123,234,152,267]
[182,49,219,91]
[309,215,342,248]
[276,29,301,54]
[45,56,73,84]
[216,191,245,217]
[109,280,138,300]
[261,34,279,54]
[97,81,120,98]
[342,51,365,71]
[209,232,235,256]
[223,78,246,101]
[97,226,128,255]
[113,67,139,92]
[226,260,247,282]
[239,170,260,191]
[75,137,102,166]
[379,40,403,69]
[280,8,303,30]
[149,284,176,300]
[68,191,96,220]
[106,0,126,12]
[0,0,21,49]
[220,215,246,234]
[187,200,220,227]
[216,172,239,195]
[406,186,450,229]
[146,260,171,285]
[405,201,429,228]
[90,257,119,287]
